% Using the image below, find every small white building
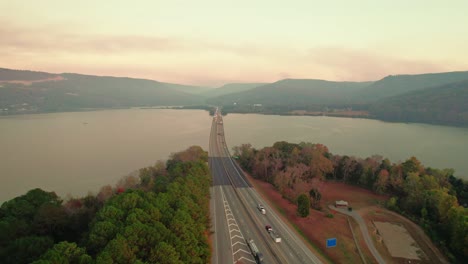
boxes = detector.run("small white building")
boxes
[335,200,349,207]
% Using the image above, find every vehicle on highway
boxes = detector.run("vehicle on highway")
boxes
[247,239,264,264]
[257,204,266,214]
[266,225,282,243]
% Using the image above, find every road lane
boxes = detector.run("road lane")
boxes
[210,108,323,264]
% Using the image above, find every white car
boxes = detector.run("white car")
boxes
[257,204,266,214]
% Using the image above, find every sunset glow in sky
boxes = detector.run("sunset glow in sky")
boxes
[1,0,468,86]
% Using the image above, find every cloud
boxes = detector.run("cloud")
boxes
[1,20,466,86]
[0,19,285,58]
[0,21,182,54]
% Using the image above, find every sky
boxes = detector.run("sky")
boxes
[1,0,468,87]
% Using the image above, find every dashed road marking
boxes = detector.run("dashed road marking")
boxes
[221,188,256,264]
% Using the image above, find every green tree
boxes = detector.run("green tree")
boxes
[232,144,255,171]
[97,235,135,264]
[149,242,183,264]
[447,206,468,259]
[402,156,423,177]
[387,197,399,211]
[297,194,310,217]
[2,236,54,264]
[32,241,92,264]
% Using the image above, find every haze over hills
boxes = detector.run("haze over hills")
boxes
[2,67,468,126]
[207,79,373,106]
[359,71,468,100]
[202,83,266,98]
[206,71,468,126]
[208,71,468,107]
[370,80,468,126]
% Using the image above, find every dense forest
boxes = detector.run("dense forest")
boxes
[0,146,211,264]
[369,80,468,126]
[233,141,468,262]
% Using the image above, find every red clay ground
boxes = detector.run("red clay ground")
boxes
[245,174,447,264]
[246,176,371,264]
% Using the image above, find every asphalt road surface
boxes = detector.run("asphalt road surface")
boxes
[209,109,323,264]
[329,205,385,264]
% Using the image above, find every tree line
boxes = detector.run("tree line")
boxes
[233,141,467,262]
[0,146,211,264]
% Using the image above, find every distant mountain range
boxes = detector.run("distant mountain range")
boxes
[207,79,372,106]
[0,68,208,113]
[359,71,468,100]
[1,67,468,126]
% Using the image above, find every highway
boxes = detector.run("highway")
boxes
[209,108,323,264]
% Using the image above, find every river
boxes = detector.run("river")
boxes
[1,109,467,202]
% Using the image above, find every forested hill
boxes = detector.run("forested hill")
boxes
[359,71,468,100]
[0,146,211,264]
[0,68,206,114]
[207,79,372,106]
[370,80,468,126]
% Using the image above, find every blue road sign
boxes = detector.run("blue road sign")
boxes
[326,238,337,248]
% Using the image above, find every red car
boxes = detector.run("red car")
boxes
[265,225,272,232]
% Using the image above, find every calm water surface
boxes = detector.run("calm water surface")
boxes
[1,110,467,202]
[223,114,468,178]
[0,109,211,202]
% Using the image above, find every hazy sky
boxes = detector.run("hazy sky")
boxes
[1,0,468,86]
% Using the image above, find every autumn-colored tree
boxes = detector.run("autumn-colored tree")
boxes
[402,156,424,177]
[309,188,322,209]
[307,148,333,181]
[233,141,467,262]
[337,156,356,181]
[389,165,404,194]
[97,185,114,202]
[169,145,208,164]
[252,147,282,183]
[116,174,140,191]
[373,169,389,194]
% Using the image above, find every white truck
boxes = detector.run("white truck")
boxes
[257,204,266,214]
[265,225,281,243]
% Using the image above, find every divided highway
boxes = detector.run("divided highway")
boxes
[209,109,323,264]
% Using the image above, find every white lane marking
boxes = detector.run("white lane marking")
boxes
[220,188,256,264]
[226,147,323,264]
[232,241,247,247]
[238,256,257,263]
